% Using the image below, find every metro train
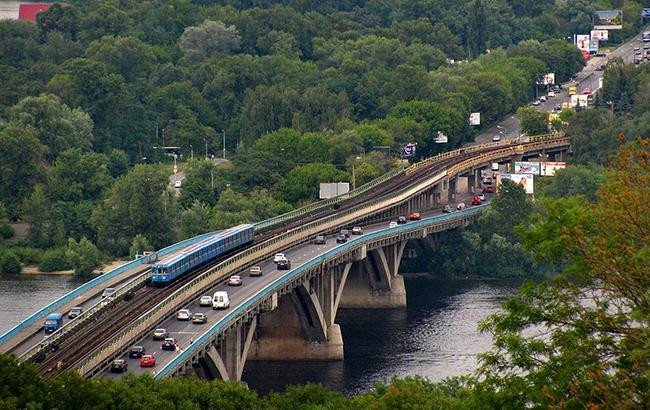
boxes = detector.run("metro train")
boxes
[151,224,255,284]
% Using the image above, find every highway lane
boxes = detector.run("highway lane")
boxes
[473,27,649,145]
[103,193,486,378]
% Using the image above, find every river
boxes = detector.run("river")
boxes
[0,274,520,396]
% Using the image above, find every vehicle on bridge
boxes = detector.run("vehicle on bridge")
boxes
[313,235,326,245]
[140,355,156,367]
[212,291,230,309]
[151,224,254,284]
[273,253,286,263]
[177,309,191,320]
[44,313,63,334]
[101,288,116,299]
[442,205,453,213]
[152,328,168,340]
[485,186,494,193]
[129,346,146,358]
[199,295,212,306]
[409,212,421,220]
[397,216,407,224]
[277,259,292,270]
[389,221,398,228]
[161,338,176,350]
[471,196,482,205]
[192,313,207,324]
[336,234,348,243]
[569,86,577,95]
[68,307,83,319]
[352,226,363,235]
[457,203,467,210]
[228,275,242,286]
[110,359,127,373]
[249,266,263,276]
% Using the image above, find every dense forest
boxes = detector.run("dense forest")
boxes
[0,0,646,272]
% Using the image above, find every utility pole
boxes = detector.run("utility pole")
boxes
[205,138,208,160]
[222,130,226,159]
[190,144,194,160]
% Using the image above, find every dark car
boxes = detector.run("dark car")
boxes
[336,234,348,243]
[397,216,407,224]
[340,229,350,238]
[161,337,176,350]
[110,359,128,373]
[129,346,146,358]
[152,328,168,340]
[277,259,291,270]
[68,307,83,319]
[313,235,326,245]
[442,205,454,213]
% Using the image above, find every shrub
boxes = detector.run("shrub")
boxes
[0,251,21,274]
[38,248,71,272]
[0,223,14,239]
[12,247,42,264]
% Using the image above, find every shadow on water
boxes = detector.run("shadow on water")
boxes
[242,276,523,396]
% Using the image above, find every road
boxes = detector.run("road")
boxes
[473,28,649,145]
[103,193,483,378]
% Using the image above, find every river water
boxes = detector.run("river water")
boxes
[0,274,520,396]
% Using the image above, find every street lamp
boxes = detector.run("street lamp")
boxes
[222,130,226,160]
[190,144,194,160]
[205,138,208,160]
[606,100,614,116]
[351,156,361,190]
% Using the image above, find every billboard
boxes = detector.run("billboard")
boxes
[514,161,541,175]
[537,73,555,85]
[575,35,590,51]
[591,30,608,41]
[400,143,417,158]
[498,173,534,194]
[589,38,599,53]
[594,10,623,30]
[319,182,349,199]
[434,131,448,144]
[570,94,589,108]
[643,8,650,19]
[540,162,566,176]
[469,112,480,125]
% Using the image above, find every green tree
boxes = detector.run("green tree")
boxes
[0,250,21,274]
[22,185,50,247]
[180,201,211,239]
[468,0,488,57]
[129,234,153,260]
[66,237,103,276]
[275,163,348,205]
[210,188,291,229]
[516,106,548,135]
[180,20,241,63]
[179,160,220,208]
[48,148,111,203]
[107,149,129,178]
[36,3,80,40]
[38,248,71,272]
[536,164,606,202]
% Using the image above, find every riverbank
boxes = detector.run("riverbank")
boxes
[19,259,129,276]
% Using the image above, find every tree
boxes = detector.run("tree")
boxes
[275,163,348,205]
[210,188,291,229]
[36,3,80,40]
[48,148,111,203]
[107,149,129,178]
[468,0,488,57]
[180,20,241,63]
[38,248,71,272]
[536,164,606,202]
[22,185,50,248]
[0,251,21,274]
[129,234,153,260]
[180,202,211,239]
[84,36,157,82]
[516,107,548,136]
[66,237,103,276]
[256,30,302,59]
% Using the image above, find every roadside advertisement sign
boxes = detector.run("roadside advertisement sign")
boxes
[469,112,480,125]
[575,34,590,51]
[591,29,608,40]
[589,38,599,53]
[498,173,534,194]
[570,95,589,108]
[433,131,448,144]
[514,161,541,175]
[540,162,566,176]
[319,182,350,199]
[593,10,623,30]
[400,143,417,157]
[536,73,555,85]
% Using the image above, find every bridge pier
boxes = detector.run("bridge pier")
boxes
[200,317,257,381]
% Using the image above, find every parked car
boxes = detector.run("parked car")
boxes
[177,309,191,320]
[152,328,168,340]
[351,226,363,235]
[442,205,454,213]
[192,313,207,324]
[539,95,547,102]
[174,180,182,188]
[492,135,501,142]
[457,202,467,210]
[554,104,562,111]
[340,229,350,238]
[397,216,407,224]
[313,235,326,245]
[212,291,230,309]
[68,307,83,319]
[532,100,541,106]
[408,212,421,220]
[199,295,212,307]
[161,337,176,350]
[277,259,291,270]
[273,253,286,263]
[336,234,348,243]
[249,266,263,276]
[129,346,146,358]
[471,196,481,205]
[139,355,156,367]
[110,359,128,373]
[389,221,399,228]
[485,186,494,193]
[547,91,555,97]
[478,193,486,201]
[228,275,242,286]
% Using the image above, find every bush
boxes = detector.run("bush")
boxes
[12,247,42,264]
[0,223,14,239]
[66,238,103,276]
[0,251,21,274]
[38,248,71,272]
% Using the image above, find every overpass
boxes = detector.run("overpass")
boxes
[0,134,570,381]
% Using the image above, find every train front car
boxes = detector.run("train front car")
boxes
[150,224,254,285]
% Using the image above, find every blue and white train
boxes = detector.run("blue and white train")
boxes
[151,224,255,284]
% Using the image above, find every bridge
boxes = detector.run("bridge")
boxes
[0,134,570,381]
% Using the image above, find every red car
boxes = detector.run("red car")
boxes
[485,186,494,193]
[583,88,591,95]
[139,354,156,367]
[471,196,481,205]
[408,212,421,220]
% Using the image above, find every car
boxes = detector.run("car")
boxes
[485,186,494,193]
[313,235,326,245]
[273,253,286,263]
[212,291,230,309]
[351,226,363,235]
[583,88,591,95]
[539,95,547,102]
[532,100,541,106]
[596,51,606,57]
[553,85,561,93]
[110,359,128,373]
[249,266,263,276]
[129,346,146,358]
[554,104,562,111]
[492,135,501,142]
[199,295,212,307]
[634,58,641,64]
[228,275,242,286]
[471,196,481,205]
[174,180,182,188]
[482,177,492,185]
[389,221,399,228]
[456,202,467,210]
[152,328,168,340]
[596,64,606,71]
[277,259,291,270]
[397,216,407,224]
[336,234,348,243]
[101,288,116,299]
[478,193,486,201]
[340,229,350,238]
[68,307,83,319]
[161,337,176,350]
[409,212,421,220]
[547,91,555,97]
[442,205,454,213]
[192,313,207,324]
[177,309,191,320]
[139,355,156,367]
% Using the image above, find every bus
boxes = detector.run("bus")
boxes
[569,86,577,96]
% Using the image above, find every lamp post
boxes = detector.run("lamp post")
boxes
[606,100,614,116]
[204,138,208,160]
[190,144,193,160]
[351,156,361,190]
[222,130,226,160]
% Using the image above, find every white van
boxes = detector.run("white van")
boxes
[491,163,499,171]
[212,291,230,309]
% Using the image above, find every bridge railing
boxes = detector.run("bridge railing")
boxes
[154,205,487,378]
[76,137,571,376]
[0,230,222,350]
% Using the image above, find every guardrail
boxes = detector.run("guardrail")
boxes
[76,136,570,376]
[0,230,222,350]
[154,205,487,378]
